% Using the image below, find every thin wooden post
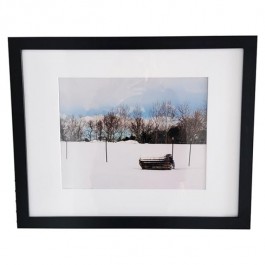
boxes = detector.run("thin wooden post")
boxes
[188,143,191,166]
[105,139,108,162]
[66,141,68,159]
[171,137,174,159]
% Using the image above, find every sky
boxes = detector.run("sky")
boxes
[59,77,208,117]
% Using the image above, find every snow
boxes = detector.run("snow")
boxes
[89,140,102,143]
[61,142,206,189]
[117,140,139,144]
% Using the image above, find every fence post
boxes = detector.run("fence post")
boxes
[66,141,68,159]
[171,137,174,158]
[188,143,191,166]
[105,139,108,162]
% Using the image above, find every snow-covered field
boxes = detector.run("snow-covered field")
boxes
[61,141,206,189]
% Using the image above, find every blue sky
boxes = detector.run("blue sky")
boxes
[59,77,208,117]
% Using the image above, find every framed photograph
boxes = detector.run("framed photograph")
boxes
[9,36,257,229]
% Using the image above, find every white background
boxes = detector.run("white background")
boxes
[0,0,264,265]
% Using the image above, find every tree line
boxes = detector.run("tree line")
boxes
[60,101,207,144]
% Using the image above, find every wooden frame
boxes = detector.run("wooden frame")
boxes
[8,36,257,229]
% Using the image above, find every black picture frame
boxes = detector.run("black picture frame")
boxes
[9,36,257,229]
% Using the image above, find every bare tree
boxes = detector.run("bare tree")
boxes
[149,102,162,143]
[129,105,144,142]
[159,101,176,143]
[76,116,85,141]
[84,120,95,141]
[95,119,104,141]
[103,111,120,141]
[177,104,205,143]
[149,101,176,143]
[141,119,154,143]
[201,102,207,131]
[60,117,68,141]
[115,104,130,140]
[61,115,85,141]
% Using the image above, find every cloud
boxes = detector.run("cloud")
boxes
[59,77,208,116]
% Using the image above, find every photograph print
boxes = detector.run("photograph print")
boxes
[59,77,208,189]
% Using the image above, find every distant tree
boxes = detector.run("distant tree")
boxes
[141,120,154,143]
[177,104,205,144]
[129,134,136,140]
[60,117,67,141]
[168,125,182,143]
[60,115,85,141]
[76,116,85,141]
[159,101,176,143]
[84,120,95,141]
[199,102,207,143]
[95,120,104,141]
[129,105,144,142]
[115,104,130,140]
[149,101,176,143]
[176,103,191,143]
[188,110,205,143]
[60,100,207,144]
[149,102,162,143]
[103,111,120,141]
[196,129,207,143]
